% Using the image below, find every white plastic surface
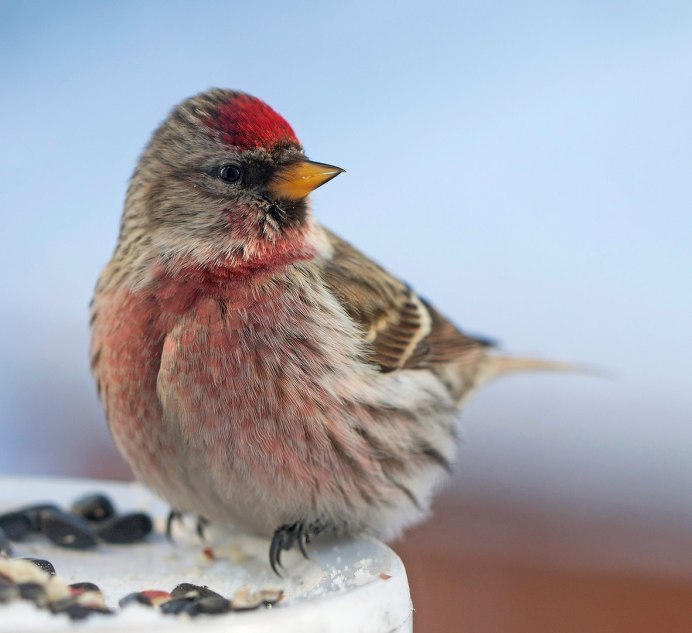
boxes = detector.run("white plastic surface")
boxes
[0,476,413,632]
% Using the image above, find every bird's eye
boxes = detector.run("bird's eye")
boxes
[217,164,242,183]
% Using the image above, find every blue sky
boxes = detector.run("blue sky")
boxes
[1,1,691,533]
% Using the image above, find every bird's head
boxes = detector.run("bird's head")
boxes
[121,89,342,271]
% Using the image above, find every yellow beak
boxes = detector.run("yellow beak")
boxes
[268,160,344,201]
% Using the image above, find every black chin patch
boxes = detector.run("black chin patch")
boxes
[266,198,308,229]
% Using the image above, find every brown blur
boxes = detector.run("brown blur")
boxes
[394,487,692,633]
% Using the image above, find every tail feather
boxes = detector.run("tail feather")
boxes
[455,355,591,406]
[480,356,582,382]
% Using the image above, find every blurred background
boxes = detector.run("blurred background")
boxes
[1,1,691,631]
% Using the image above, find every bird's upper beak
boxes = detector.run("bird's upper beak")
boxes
[268,160,344,201]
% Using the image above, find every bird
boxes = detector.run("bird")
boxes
[90,88,561,574]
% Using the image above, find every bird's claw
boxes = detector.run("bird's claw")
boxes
[166,509,183,542]
[269,522,311,576]
[196,515,210,540]
[166,509,209,542]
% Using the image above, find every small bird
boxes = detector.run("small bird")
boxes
[91,89,559,573]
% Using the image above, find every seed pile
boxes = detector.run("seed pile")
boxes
[0,490,285,621]
[0,492,152,551]
[0,557,112,620]
[120,583,284,616]
[0,557,283,621]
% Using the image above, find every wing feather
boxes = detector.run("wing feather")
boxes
[321,229,493,378]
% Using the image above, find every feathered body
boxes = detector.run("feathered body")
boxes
[91,89,521,546]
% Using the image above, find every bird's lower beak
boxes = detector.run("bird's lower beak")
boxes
[268,160,344,201]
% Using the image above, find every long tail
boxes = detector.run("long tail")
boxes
[457,355,589,406]
[480,356,581,381]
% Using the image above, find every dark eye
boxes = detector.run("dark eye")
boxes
[217,164,242,183]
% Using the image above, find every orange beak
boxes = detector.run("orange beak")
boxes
[268,160,344,201]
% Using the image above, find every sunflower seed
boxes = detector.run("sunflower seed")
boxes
[119,589,171,608]
[119,591,153,608]
[231,587,283,610]
[171,582,223,599]
[40,510,97,549]
[69,582,101,593]
[50,597,113,620]
[15,504,61,531]
[95,512,152,544]
[22,558,56,575]
[71,493,116,523]
[160,596,196,615]
[187,596,231,616]
[17,581,47,607]
[0,512,32,541]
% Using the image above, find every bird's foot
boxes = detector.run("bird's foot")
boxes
[269,521,315,576]
[196,515,210,540]
[166,509,183,541]
[165,509,209,542]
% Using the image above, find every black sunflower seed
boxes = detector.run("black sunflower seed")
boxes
[119,592,151,608]
[119,590,172,608]
[69,582,101,593]
[171,583,224,599]
[95,512,152,544]
[15,504,61,531]
[22,558,56,575]
[188,596,231,615]
[71,493,116,523]
[40,510,98,549]
[17,581,47,606]
[64,604,114,620]
[50,598,114,620]
[159,596,196,615]
[0,512,32,541]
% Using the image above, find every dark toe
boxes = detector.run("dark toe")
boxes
[166,510,183,542]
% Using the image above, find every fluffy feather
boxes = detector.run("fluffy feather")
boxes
[91,89,564,557]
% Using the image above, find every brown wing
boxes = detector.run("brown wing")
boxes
[321,228,493,375]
